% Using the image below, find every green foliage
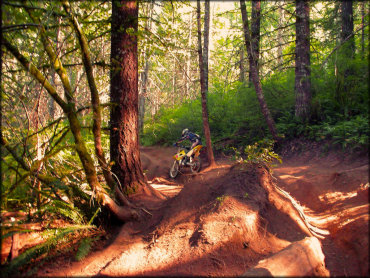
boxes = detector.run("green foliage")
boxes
[75,237,95,261]
[215,195,227,207]
[3,225,93,277]
[141,99,203,146]
[318,116,369,149]
[141,82,270,148]
[232,139,282,167]
[40,200,85,224]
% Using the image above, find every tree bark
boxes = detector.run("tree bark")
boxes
[48,16,61,121]
[185,11,194,99]
[240,0,280,142]
[110,0,147,194]
[336,0,354,117]
[341,0,355,58]
[239,46,245,83]
[139,0,154,134]
[249,0,261,85]
[294,0,311,121]
[197,0,216,166]
[62,1,135,208]
[361,2,365,59]
[277,4,285,65]
[3,11,139,222]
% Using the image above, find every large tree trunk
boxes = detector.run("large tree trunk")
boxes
[197,0,216,167]
[249,0,261,85]
[3,37,139,222]
[62,1,137,207]
[240,0,280,142]
[336,0,355,117]
[294,0,311,121]
[4,4,142,222]
[341,0,355,57]
[110,0,147,194]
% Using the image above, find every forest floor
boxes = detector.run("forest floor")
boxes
[2,142,369,276]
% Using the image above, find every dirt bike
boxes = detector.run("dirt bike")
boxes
[169,144,203,178]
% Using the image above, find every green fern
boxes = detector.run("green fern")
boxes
[3,225,93,277]
[40,199,85,224]
[75,237,93,261]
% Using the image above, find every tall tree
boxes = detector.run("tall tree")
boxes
[110,0,148,194]
[277,3,285,65]
[341,0,355,57]
[336,0,355,117]
[249,0,261,85]
[239,46,245,82]
[240,0,280,142]
[139,0,154,134]
[360,2,365,59]
[2,1,142,222]
[197,0,216,167]
[294,0,311,121]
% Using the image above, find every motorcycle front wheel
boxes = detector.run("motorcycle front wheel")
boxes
[169,160,180,178]
[190,157,201,173]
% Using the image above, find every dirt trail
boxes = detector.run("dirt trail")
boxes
[273,148,369,276]
[29,146,368,276]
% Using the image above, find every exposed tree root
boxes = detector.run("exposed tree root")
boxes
[243,237,329,276]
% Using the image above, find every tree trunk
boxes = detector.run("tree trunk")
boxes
[139,0,154,134]
[48,17,61,121]
[341,0,355,57]
[185,11,194,99]
[239,46,245,83]
[277,4,285,65]
[294,0,311,121]
[249,0,261,85]
[110,0,147,194]
[240,0,280,142]
[62,1,137,208]
[5,5,142,222]
[361,2,365,59]
[33,90,43,214]
[337,0,354,117]
[197,0,216,167]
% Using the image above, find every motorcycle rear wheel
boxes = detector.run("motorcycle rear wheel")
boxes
[169,160,180,178]
[190,157,201,173]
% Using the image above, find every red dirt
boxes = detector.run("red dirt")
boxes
[2,144,369,276]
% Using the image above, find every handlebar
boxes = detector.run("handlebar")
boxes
[173,143,189,150]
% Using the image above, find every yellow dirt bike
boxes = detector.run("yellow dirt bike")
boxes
[169,144,203,178]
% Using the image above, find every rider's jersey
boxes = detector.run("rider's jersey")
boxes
[181,132,202,144]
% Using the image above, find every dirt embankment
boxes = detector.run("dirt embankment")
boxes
[38,159,323,276]
[3,144,369,277]
[275,142,369,276]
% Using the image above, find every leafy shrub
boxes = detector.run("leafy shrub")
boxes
[232,139,282,167]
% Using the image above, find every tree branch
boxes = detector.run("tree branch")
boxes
[320,23,369,70]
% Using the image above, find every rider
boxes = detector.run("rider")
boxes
[174,128,202,163]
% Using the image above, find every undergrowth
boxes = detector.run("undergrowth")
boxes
[141,55,369,153]
[231,139,282,168]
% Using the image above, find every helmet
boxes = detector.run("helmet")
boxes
[182,128,189,136]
